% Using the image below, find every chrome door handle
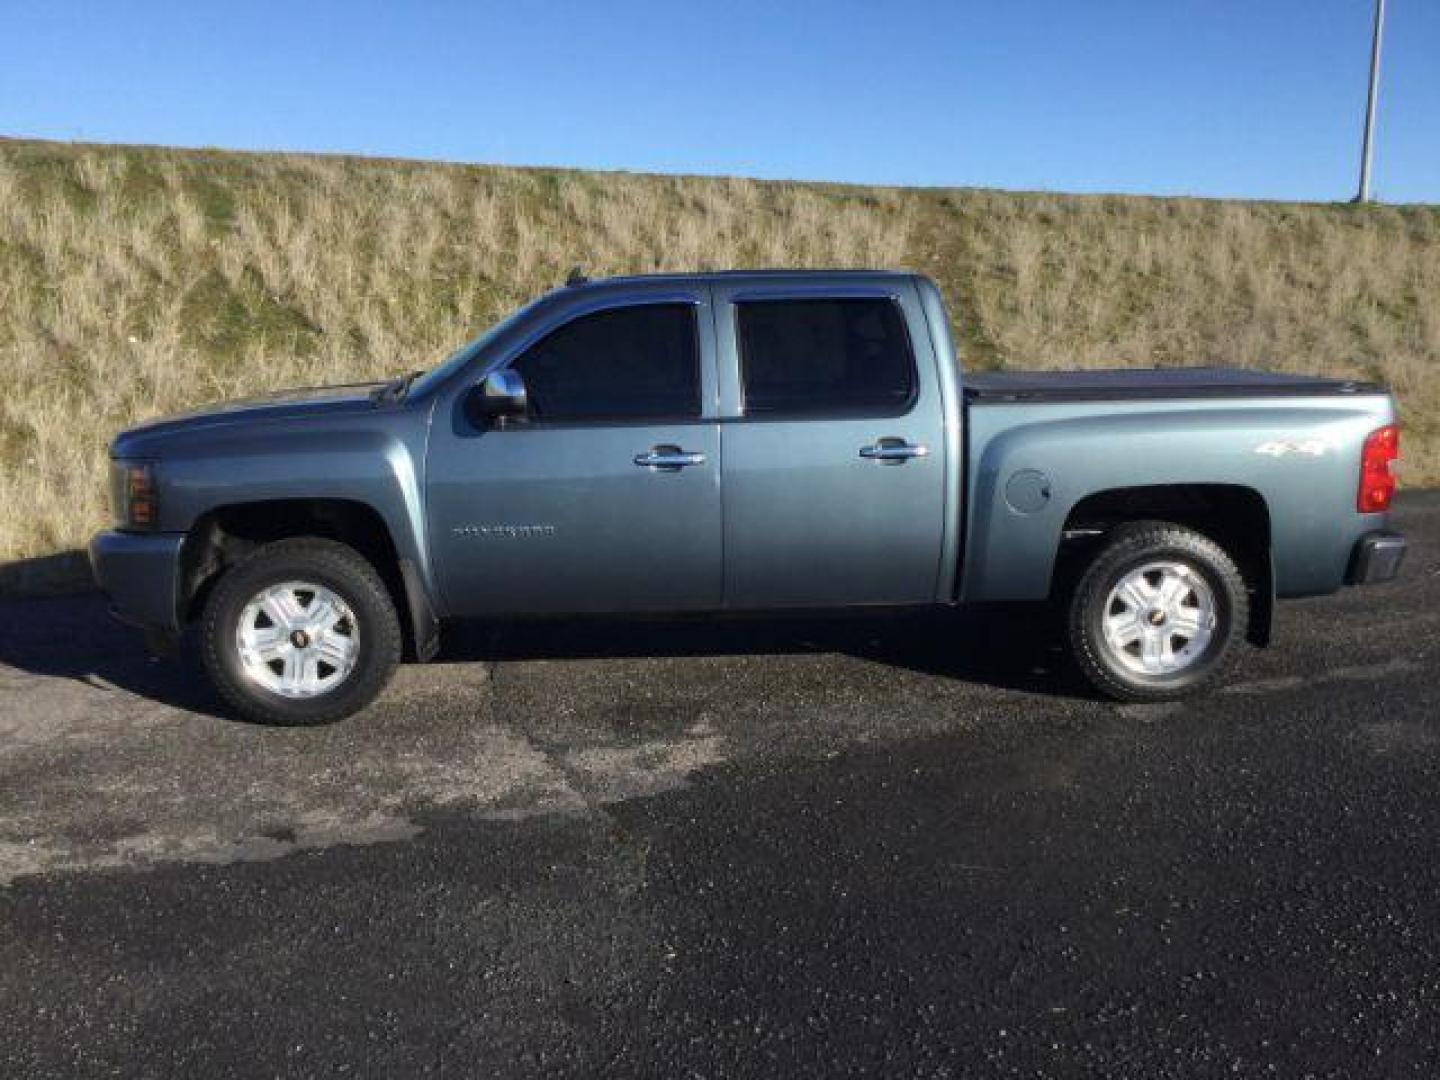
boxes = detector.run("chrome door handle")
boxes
[634,445,706,471]
[859,438,929,463]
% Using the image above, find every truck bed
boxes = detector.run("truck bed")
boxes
[963,366,1379,403]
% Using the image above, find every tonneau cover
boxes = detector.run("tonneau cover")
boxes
[964,366,1380,402]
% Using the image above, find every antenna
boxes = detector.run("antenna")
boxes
[565,266,588,287]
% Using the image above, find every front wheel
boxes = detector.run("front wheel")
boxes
[1068,521,1248,703]
[200,538,402,725]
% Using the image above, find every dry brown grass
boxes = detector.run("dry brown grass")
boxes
[0,138,1435,574]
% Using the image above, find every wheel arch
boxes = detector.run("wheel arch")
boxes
[180,497,439,660]
[1053,483,1274,646]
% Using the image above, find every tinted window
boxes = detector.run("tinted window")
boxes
[510,304,700,421]
[737,299,915,417]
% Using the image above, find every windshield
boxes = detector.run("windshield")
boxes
[404,296,545,400]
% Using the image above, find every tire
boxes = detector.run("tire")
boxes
[201,538,402,725]
[1067,521,1248,703]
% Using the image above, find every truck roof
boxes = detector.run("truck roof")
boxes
[563,268,918,290]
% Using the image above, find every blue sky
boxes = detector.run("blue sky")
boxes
[2,0,1436,203]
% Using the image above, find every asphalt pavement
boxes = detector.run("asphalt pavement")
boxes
[1,493,1437,1077]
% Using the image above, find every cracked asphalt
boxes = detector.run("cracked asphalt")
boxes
[1,492,1437,1077]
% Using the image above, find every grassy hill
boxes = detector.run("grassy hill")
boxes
[1,137,1436,584]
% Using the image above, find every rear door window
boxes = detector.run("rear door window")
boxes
[736,298,916,418]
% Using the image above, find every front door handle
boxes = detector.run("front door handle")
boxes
[859,437,929,464]
[634,445,706,471]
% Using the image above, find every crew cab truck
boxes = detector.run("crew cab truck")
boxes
[90,271,1407,725]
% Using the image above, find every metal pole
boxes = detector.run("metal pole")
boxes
[1356,0,1386,203]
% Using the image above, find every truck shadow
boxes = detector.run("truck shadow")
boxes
[0,591,226,715]
[0,593,1082,722]
[442,603,1080,698]
[0,550,93,597]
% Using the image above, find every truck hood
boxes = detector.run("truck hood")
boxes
[111,382,388,455]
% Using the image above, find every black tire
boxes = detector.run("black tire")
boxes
[1068,521,1248,703]
[200,538,401,725]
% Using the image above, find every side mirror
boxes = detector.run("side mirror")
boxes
[476,369,528,424]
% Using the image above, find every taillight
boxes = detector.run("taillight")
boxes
[1358,424,1399,513]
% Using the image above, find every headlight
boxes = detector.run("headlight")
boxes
[110,460,158,529]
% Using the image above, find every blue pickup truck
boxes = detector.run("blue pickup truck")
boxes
[90,271,1406,724]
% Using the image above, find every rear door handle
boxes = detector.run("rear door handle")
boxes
[859,437,929,464]
[634,445,706,471]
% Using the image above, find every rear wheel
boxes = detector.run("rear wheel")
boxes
[201,538,401,725]
[1068,521,1247,702]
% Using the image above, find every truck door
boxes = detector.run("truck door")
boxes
[713,283,947,607]
[426,293,723,615]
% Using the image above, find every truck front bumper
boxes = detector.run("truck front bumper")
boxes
[88,530,186,633]
[1348,531,1407,586]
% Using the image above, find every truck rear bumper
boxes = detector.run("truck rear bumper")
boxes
[88,530,185,632]
[1348,531,1407,586]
